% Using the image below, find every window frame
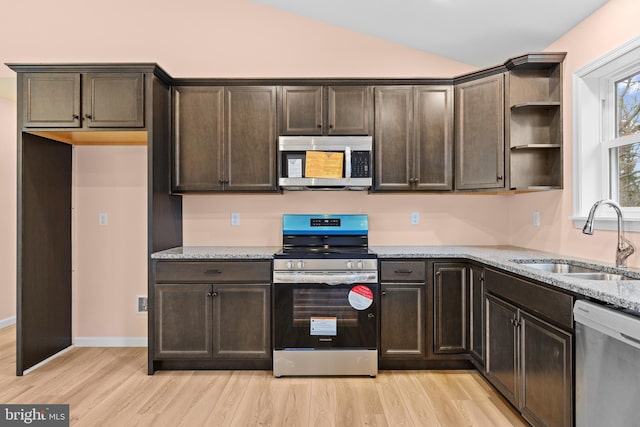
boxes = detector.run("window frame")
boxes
[573,35,640,231]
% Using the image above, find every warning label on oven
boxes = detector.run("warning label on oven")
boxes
[348,285,374,310]
[310,317,337,336]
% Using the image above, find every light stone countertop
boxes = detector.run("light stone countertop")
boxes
[373,245,640,313]
[151,245,640,313]
[151,246,281,260]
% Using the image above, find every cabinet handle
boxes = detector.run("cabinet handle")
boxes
[204,269,222,275]
[329,124,334,129]
[72,114,80,120]
[394,269,413,274]
[497,175,503,180]
[381,291,387,296]
[84,114,92,120]
[317,124,322,128]
[207,291,218,297]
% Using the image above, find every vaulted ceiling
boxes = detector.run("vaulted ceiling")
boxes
[253,0,609,67]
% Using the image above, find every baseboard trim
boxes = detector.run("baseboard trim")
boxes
[23,346,74,375]
[0,316,16,329]
[74,337,148,347]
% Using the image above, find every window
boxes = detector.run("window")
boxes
[574,35,640,231]
[610,71,640,206]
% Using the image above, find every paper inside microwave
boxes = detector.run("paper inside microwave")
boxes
[305,151,344,178]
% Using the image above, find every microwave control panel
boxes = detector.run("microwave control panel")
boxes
[351,151,371,178]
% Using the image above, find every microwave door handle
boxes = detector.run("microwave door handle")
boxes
[345,146,351,180]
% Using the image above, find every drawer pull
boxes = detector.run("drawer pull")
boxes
[394,269,413,274]
[204,269,222,275]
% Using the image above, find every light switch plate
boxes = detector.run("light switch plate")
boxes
[533,211,540,227]
[231,212,240,226]
[98,212,108,226]
[411,212,420,225]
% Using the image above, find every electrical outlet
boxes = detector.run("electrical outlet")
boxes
[137,296,148,313]
[411,212,420,225]
[231,212,240,226]
[533,211,540,227]
[98,212,108,226]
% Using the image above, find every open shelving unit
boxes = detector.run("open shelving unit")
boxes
[506,54,565,190]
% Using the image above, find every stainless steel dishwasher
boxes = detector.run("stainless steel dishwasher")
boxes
[574,300,640,427]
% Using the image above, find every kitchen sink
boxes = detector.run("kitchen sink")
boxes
[511,259,634,281]
[565,272,631,281]
[515,262,600,274]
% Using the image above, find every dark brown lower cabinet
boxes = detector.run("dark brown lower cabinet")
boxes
[380,284,426,359]
[155,283,213,359]
[485,268,573,427]
[155,283,270,361]
[433,263,469,354]
[469,265,485,366]
[151,260,271,372]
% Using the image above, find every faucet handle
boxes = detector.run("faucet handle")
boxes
[617,236,636,268]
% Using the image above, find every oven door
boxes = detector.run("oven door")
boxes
[273,280,378,350]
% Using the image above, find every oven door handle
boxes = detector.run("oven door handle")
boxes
[272,271,378,284]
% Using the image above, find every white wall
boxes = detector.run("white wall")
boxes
[509,0,640,267]
[0,96,17,324]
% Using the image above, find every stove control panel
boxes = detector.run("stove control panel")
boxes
[274,259,378,272]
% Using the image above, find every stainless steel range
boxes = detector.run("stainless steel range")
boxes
[272,214,378,377]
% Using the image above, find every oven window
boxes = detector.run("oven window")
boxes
[292,289,358,326]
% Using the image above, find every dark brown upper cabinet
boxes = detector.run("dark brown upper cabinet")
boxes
[455,73,505,190]
[374,85,453,191]
[172,85,277,193]
[172,86,224,192]
[21,72,144,128]
[280,85,372,135]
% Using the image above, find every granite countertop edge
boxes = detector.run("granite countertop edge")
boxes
[151,245,640,312]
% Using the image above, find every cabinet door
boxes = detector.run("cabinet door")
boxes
[374,86,413,190]
[380,284,426,359]
[172,86,224,192]
[455,74,505,190]
[83,73,144,128]
[469,266,485,365]
[520,312,573,427]
[327,86,372,135]
[485,293,519,406]
[212,284,271,359]
[154,283,213,359]
[433,263,468,354]
[22,73,81,128]
[280,86,323,135]
[225,86,277,191]
[414,86,454,190]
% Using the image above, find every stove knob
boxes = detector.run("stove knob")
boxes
[287,261,294,270]
[297,261,305,269]
[357,261,364,269]
[346,261,353,269]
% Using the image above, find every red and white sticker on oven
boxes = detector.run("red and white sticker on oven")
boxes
[348,285,374,310]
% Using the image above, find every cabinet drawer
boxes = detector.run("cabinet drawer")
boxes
[155,261,271,283]
[380,261,426,282]
[485,268,573,330]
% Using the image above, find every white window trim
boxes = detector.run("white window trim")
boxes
[572,34,640,232]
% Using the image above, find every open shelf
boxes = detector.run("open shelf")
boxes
[511,144,561,150]
[507,59,563,190]
[511,101,561,109]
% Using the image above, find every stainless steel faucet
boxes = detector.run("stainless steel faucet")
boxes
[583,199,635,268]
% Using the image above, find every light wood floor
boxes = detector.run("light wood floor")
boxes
[0,325,526,426]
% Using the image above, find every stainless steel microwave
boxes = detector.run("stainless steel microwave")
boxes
[278,136,373,190]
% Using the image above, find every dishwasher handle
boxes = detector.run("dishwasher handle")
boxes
[574,300,640,350]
